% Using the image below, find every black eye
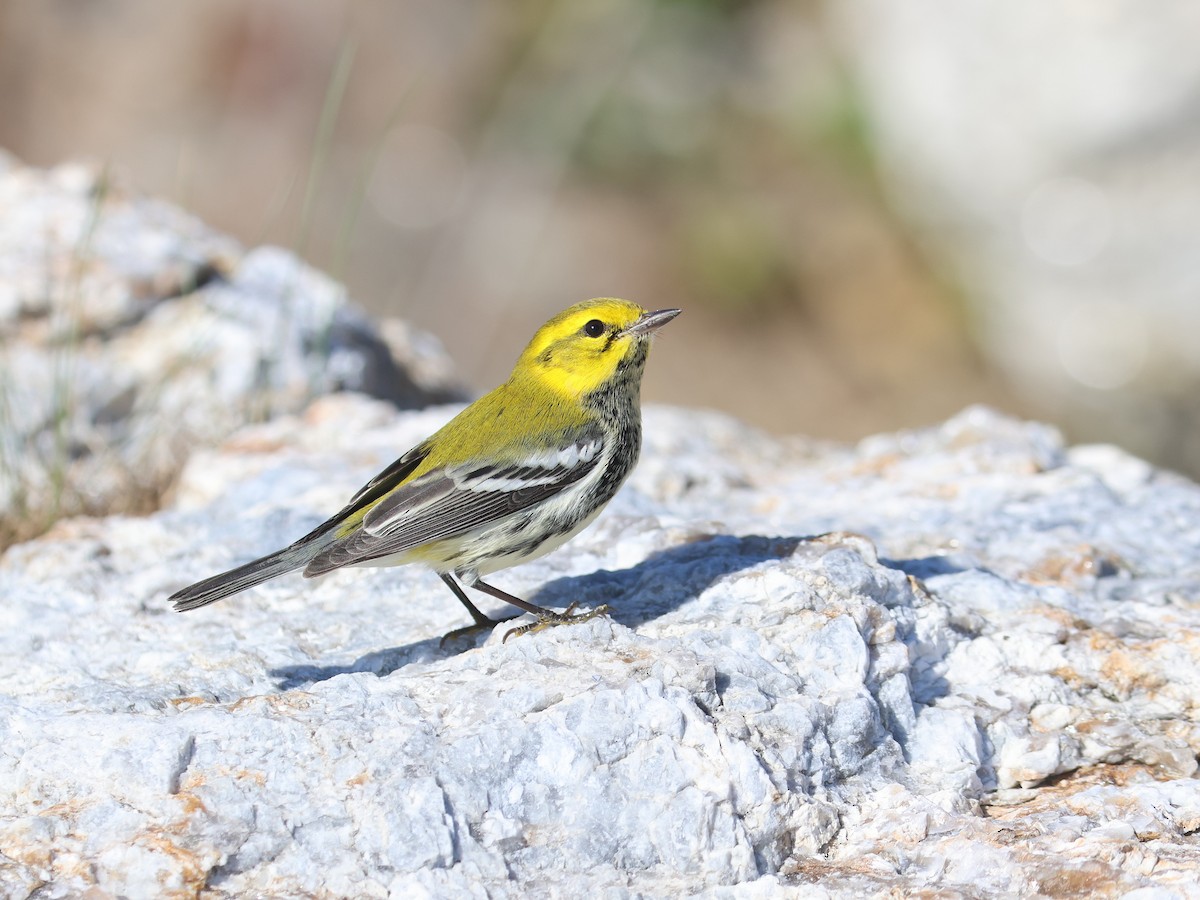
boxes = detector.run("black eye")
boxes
[583,319,605,338]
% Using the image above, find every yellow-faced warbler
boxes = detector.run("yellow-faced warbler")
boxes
[170,299,680,640]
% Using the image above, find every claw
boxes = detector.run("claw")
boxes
[439,614,519,648]
[502,603,612,643]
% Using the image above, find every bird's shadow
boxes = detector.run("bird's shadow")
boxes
[881,554,970,581]
[269,533,804,690]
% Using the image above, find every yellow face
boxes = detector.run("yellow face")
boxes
[515,298,657,398]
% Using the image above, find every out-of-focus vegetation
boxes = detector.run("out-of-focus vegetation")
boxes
[0,0,1020,444]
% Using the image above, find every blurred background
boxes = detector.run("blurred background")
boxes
[2,0,1198,478]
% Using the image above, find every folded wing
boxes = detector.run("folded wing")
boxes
[303,430,604,576]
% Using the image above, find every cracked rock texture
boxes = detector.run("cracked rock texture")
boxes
[0,156,458,543]
[2,397,1200,896]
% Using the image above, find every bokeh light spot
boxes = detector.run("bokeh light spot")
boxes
[1056,299,1148,390]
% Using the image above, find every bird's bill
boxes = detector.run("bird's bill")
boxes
[622,307,682,337]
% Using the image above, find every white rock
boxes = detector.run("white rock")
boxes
[3,400,1200,894]
[0,160,460,543]
[832,1,1200,474]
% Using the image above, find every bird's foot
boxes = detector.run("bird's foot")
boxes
[502,602,612,643]
[439,614,520,648]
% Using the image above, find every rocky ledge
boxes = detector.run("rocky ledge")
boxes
[0,157,459,545]
[2,397,1199,897]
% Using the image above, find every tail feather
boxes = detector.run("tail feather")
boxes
[170,547,309,611]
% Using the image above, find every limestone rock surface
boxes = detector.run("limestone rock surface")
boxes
[0,157,458,543]
[2,399,1200,896]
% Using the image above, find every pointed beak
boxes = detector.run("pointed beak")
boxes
[623,307,682,338]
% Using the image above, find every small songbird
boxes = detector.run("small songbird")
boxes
[170,299,680,641]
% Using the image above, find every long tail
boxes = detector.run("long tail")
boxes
[170,546,312,611]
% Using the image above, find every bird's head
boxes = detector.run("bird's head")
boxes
[514,299,681,399]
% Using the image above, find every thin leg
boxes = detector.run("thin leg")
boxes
[438,573,518,647]
[472,578,611,642]
[440,573,498,625]
[469,579,557,617]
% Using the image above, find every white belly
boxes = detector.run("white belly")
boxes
[471,504,606,579]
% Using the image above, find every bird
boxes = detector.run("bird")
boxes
[169,298,681,641]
